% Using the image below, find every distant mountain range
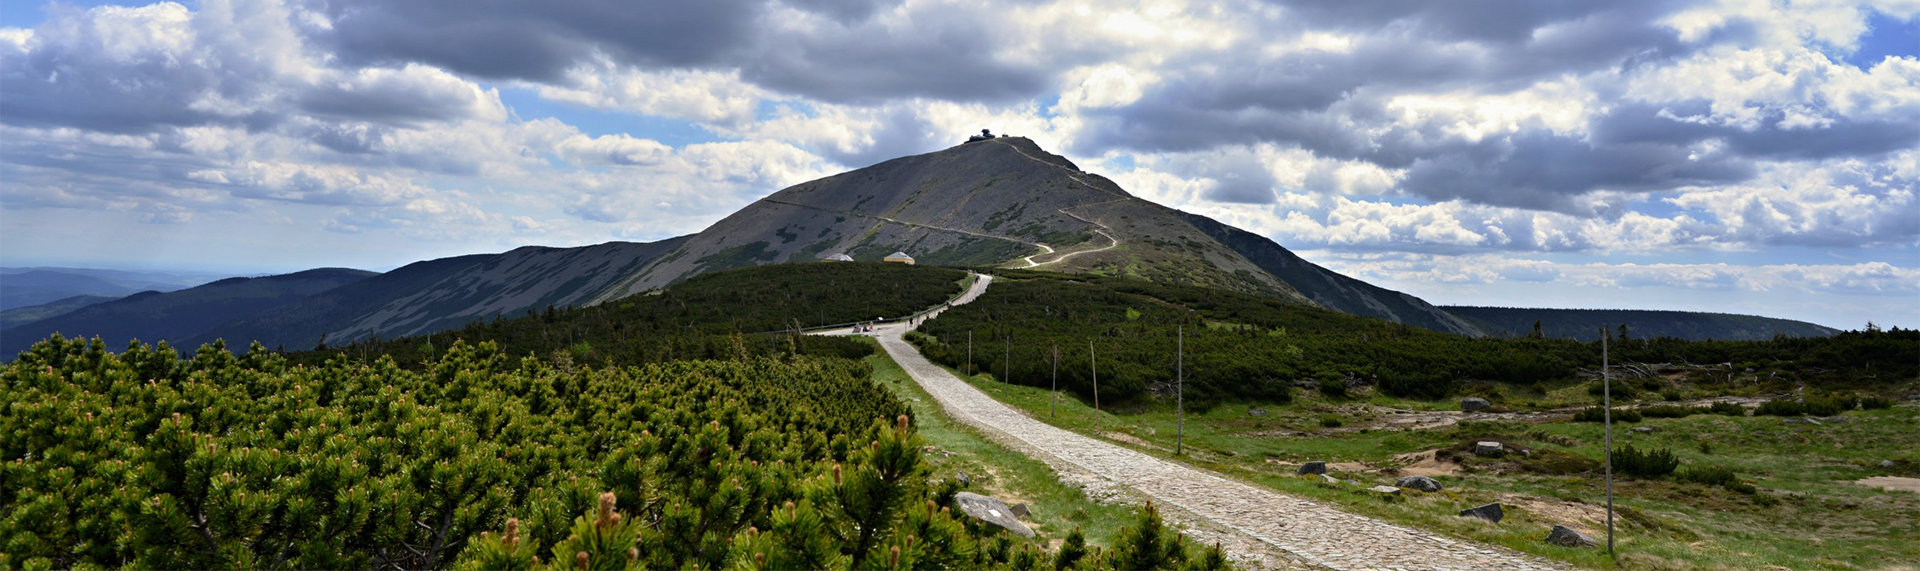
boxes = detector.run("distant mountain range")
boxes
[0,137,1843,358]
[0,266,228,310]
[1443,306,1842,341]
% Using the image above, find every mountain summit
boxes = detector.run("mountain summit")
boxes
[593,137,1482,335]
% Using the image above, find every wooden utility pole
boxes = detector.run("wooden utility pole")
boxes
[1176,325,1185,455]
[1090,340,1100,430]
[1604,332,1615,557]
[1051,341,1059,418]
[967,330,973,377]
[1004,333,1010,384]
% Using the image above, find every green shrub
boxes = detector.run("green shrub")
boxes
[1804,395,1852,416]
[1661,389,1683,401]
[1319,415,1344,428]
[1706,401,1747,416]
[1640,404,1705,419]
[1755,398,1807,416]
[1590,382,1639,400]
[1860,396,1894,410]
[1318,377,1348,398]
[1573,407,1642,423]
[1677,465,1739,487]
[1614,444,1680,478]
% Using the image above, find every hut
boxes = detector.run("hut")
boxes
[883,251,915,265]
[966,129,997,143]
[823,253,854,262]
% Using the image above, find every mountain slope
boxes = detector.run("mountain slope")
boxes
[1442,306,1840,341]
[1,268,375,355]
[596,137,1309,303]
[1177,213,1483,336]
[184,253,494,350]
[314,238,688,343]
[591,137,1481,336]
[0,295,119,330]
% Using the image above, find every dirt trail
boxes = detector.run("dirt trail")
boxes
[855,275,1574,571]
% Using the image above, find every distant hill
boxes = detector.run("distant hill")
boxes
[0,295,119,330]
[1,270,147,310]
[0,267,226,310]
[1,268,375,355]
[1442,306,1841,341]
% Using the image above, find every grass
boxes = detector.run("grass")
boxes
[944,369,1920,570]
[860,342,1138,550]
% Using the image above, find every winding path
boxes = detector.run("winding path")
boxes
[861,275,1575,571]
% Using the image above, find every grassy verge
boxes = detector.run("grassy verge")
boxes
[947,369,1920,570]
[861,342,1137,550]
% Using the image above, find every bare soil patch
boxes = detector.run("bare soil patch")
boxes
[1389,449,1462,477]
[1855,476,1920,494]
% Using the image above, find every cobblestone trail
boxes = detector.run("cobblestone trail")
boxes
[869,274,1574,571]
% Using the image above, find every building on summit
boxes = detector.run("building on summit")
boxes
[823,253,854,262]
[884,251,915,265]
[967,129,996,142]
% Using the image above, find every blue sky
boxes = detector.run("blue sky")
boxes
[1,0,1916,330]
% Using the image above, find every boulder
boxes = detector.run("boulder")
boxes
[1545,525,1598,548]
[1881,460,1898,468]
[1459,503,1504,523]
[1394,475,1444,492]
[955,472,971,486]
[1298,461,1328,475]
[952,492,1036,537]
[1474,442,1504,456]
[1249,408,1269,417]
[1319,474,1344,485]
[1631,426,1654,433]
[1366,485,1402,496]
[1009,503,1031,519]
[1461,398,1492,412]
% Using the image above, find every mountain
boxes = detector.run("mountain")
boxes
[0,295,119,330]
[590,136,1476,335]
[1442,306,1841,341]
[1,268,375,355]
[192,239,689,349]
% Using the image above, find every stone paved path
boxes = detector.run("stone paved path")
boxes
[870,274,1575,571]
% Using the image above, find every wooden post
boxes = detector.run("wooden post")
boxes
[1091,340,1100,430]
[1604,332,1615,557]
[1051,341,1059,419]
[1176,324,1184,456]
[967,330,973,377]
[1004,333,1010,384]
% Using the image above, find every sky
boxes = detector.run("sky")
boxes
[1,0,1916,331]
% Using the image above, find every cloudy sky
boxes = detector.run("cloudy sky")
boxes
[2,0,1916,330]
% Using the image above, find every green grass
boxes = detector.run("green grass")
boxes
[861,341,1138,550]
[943,369,1920,570]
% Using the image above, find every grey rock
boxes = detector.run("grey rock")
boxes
[1319,474,1344,485]
[1461,397,1492,412]
[1822,416,1847,423]
[1459,503,1504,523]
[1009,503,1030,518]
[1882,460,1898,468]
[1298,461,1328,475]
[955,472,971,486]
[1474,441,1504,456]
[953,492,1035,537]
[1249,408,1269,417]
[1545,525,1598,548]
[1367,485,1402,496]
[1631,426,1654,433]
[1394,475,1444,492]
